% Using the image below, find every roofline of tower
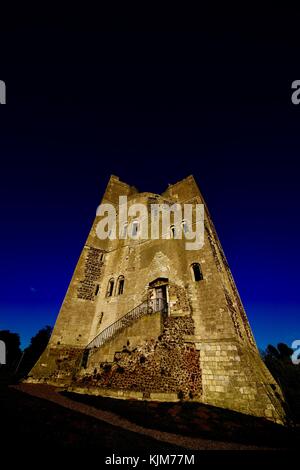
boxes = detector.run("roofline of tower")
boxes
[163,174,196,192]
[108,174,138,189]
[106,175,139,192]
[106,174,199,198]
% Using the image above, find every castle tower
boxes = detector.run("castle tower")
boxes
[28,175,286,424]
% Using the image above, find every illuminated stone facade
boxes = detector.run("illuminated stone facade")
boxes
[28,175,286,424]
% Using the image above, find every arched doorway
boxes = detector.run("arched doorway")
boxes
[148,277,169,314]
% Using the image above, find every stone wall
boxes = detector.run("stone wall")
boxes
[73,316,202,400]
[199,341,285,423]
[87,311,162,364]
[76,247,104,301]
[27,175,287,424]
[26,346,83,386]
[168,283,191,316]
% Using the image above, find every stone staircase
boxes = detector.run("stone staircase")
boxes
[81,298,167,367]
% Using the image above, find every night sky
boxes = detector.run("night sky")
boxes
[0,22,300,350]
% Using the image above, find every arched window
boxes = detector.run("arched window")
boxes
[106,278,114,297]
[132,220,139,236]
[170,225,176,238]
[191,263,203,282]
[117,275,125,295]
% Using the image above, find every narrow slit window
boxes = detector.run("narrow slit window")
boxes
[117,276,125,295]
[95,284,100,296]
[107,279,114,297]
[191,263,203,282]
[98,312,103,326]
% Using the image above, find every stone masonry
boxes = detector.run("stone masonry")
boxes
[27,175,286,424]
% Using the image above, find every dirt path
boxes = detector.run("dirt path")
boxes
[14,383,275,451]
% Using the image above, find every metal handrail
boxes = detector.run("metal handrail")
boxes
[86,297,167,351]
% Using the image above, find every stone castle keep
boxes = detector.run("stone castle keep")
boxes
[28,175,286,423]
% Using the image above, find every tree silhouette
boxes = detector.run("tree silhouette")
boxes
[277,343,294,359]
[266,344,280,359]
[263,342,300,424]
[19,325,52,377]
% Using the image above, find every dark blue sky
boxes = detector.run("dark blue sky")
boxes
[0,26,299,349]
